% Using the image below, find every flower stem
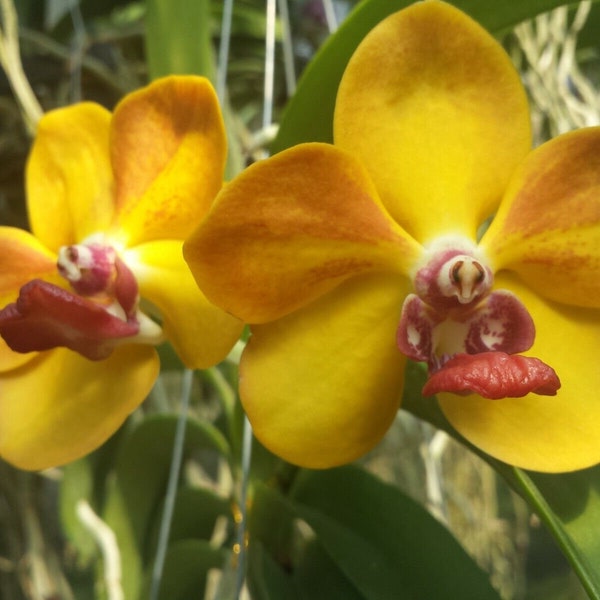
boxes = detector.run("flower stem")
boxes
[0,0,43,133]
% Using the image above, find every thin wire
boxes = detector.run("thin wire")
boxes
[262,0,277,132]
[217,0,235,104]
[233,416,253,598]
[277,0,296,96]
[149,368,194,600]
[231,4,279,593]
[322,0,338,33]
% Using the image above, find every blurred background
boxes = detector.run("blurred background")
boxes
[0,1,599,598]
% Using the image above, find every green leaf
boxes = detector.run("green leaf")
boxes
[402,362,600,599]
[145,0,214,80]
[247,540,298,600]
[101,413,231,599]
[514,468,600,599]
[272,0,583,153]
[248,481,296,567]
[248,531,366,600]
[59,458,98,566]
[139,539,226,600]
[167,486,231,543]
[248,465,500,599]
[288,466,501,600]
[293,538,365,600]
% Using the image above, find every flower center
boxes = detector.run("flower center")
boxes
[0,234,164,360]
[57,236,138,319]
[396,236,560,398]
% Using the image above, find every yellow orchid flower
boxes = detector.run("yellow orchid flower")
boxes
[0,76,243,470]
[184,2,600,472]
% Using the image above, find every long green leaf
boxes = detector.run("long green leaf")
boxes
[248,467,501,599]
[272,0,586,153]
[289,466,501,600]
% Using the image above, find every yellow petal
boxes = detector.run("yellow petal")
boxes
[438,272,600,472]
[184,143,421,323]
[0,339,35,372]
[27,103,114,251]
[481,127,600,308]
[0,345,159,470]
[111,76,226,246]
[334,0,531,243]
[125,240,243,369]
[240,272,409,468]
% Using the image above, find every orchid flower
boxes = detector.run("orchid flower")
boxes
[184,1,600,472]
[0,76,243,470]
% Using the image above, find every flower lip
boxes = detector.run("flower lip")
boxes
[0,234,165,360]
[422,352,561,399]
[0,279,141,360]
[397,234,551,400]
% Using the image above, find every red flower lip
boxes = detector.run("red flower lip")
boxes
[422,351,561,399]
[0,279,140,361]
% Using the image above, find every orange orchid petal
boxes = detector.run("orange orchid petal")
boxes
[481,127,600,308]
[0,228,58,372]
[240,273,409,468]
[0,227,57,302]
[438,272,600,472]
[125,240,243,369]
[111,76,226,246]
[0,345,159,470]
[27,103,114,251]
[184,143,421,323]
[334,0,531,243]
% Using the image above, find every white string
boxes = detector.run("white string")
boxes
[322,0,338,33]
[262,0,277,132]
[149,368,193,600]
